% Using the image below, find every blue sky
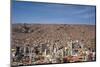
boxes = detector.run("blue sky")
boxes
[12,1,96,25]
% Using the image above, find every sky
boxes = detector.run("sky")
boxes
[11,1,96,25]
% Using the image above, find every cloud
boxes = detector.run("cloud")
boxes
[12,1,96,25]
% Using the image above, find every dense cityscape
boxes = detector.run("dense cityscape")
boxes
[11,24,96,66]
